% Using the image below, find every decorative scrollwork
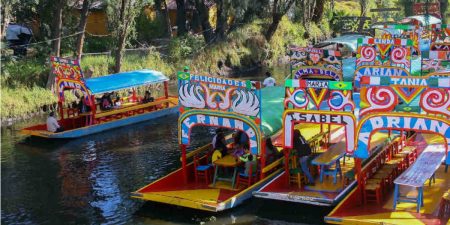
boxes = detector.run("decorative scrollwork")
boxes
[178,82,206,109]
[357,46,376,66]
[390,47,410,68]
[328,90,355,111]
[360,87,398,116]
[284,88,309,108]
[420,89,450,117]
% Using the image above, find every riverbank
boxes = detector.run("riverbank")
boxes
[1,18,331,123]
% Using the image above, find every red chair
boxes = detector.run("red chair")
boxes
[194,155,212,185]
[236,162,258,188]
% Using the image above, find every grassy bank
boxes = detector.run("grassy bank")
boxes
[1,17,331,120]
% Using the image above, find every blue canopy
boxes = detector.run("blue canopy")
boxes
[85,69,169,94]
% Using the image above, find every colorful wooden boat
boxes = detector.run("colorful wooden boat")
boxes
[325,30,450,224]
[21,57,178,138]
[131,73,285,212]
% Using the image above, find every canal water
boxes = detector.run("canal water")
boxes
[1,67,332,225]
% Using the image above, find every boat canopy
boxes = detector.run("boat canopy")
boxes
[260,86,284,137]
[85,69,169,94]
[319,34,371,53]
[404,15,441,26]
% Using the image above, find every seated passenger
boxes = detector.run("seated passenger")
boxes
[78,96,91,113]
[100,93,112,110]
[214,132,228,156]
[47,112,63,133]
[294,129,314,185]
[113,96,121,108]
[265,138,278,163]
[239,148,257,176]
[232,143,245,157]
[142,91,154,103]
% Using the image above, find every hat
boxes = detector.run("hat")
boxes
[183,66,190,71]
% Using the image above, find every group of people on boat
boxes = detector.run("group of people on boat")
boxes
[210,128,281,177]
[46,89,156,133]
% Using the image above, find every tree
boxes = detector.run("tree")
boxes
[52,0,66,57]
[359,0,369,17]
[0,0,18,40]
[193,0,214,43]
[108,0,144,73]
[75,0,91,60]
[312,0,326,23]
[265,0,296,41]
[176,0,187,36]
[215,0,229,41]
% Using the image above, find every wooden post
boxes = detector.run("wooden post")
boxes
[284,148,290,185]
[90,95,96,125]
[181,144,187,183]
[260,139,266,179]
[355,158,363,204]
[164,81,169,98]
[58,101,64,121]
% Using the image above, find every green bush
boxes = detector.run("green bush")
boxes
[1,58,49,88]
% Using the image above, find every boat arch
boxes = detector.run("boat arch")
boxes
[354,112,450,159]
[179,109,263,155]
[283,109,357,154]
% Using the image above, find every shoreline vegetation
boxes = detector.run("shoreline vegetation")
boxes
[1,18,331,124]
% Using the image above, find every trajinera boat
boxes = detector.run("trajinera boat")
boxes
[325,22,450,225]
[131,72,285,212]
[21,57,178,138]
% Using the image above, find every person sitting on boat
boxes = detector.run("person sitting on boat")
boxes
[232,143,245,158]
[113,96,122,108]
[265,138,278,164]
[78,96,91,114]
[294,129,314,185]
[263,71,276,87]
[233,130,248,147]
[47,112,63,133]
[100,93,112,110]
[142,91,154,103]
[239,147,257,176]
[213,131,228,156]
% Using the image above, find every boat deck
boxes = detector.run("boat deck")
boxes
[132,162,283,211]
[326,134,449,225]
[325,165,449,225]
[254,132,394,206]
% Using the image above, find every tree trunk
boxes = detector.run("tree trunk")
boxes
[52,0,65,57]
[1,4,11,40]
[312,0,325,23]
[75,0,90,60]
[163,0,173,38]
[265,14,282,42]
[176,0,187,36]
[193,0,214,43]
[114,0,127,73]
[115,33,126,73]
[215,0,228,41]
[359,0,368,17]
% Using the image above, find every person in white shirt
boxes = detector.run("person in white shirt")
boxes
[263,71,276,87]
[47,112,63,132]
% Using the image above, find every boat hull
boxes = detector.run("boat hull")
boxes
[21,105,179,138]
[132,168,283,212]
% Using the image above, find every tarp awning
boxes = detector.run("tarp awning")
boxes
[260,86,284,137]
[319,34,371,53]
[85,69,169,94]
[404,15,441,26]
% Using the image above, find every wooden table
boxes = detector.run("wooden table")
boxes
[212,155,242,189]
[393,145,446,212]
[312,142,346,184]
